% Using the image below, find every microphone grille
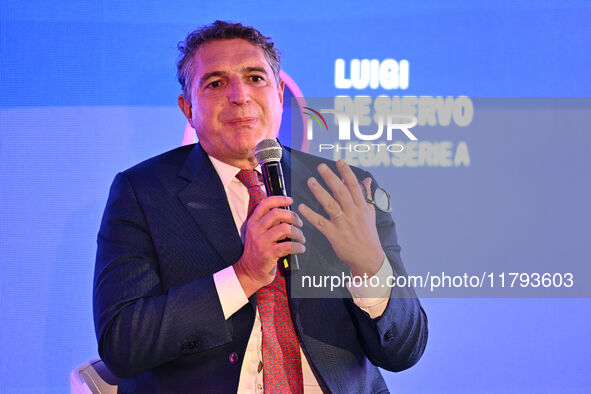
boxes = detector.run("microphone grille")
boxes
[254,139,282,164]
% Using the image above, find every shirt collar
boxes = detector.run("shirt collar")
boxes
[208,154,262,189]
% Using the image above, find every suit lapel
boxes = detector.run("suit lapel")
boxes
[281,147,317,320]
[177,144,243,269]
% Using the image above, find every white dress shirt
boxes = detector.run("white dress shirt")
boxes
[208,155,393,393]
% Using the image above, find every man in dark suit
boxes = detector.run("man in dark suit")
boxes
[93,21,427,393]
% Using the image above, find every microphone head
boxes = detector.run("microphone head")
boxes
[254,139,282,164]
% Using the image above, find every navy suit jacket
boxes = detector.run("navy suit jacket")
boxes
[93,143,428,393]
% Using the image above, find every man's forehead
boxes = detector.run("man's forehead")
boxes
[193,38,269,72]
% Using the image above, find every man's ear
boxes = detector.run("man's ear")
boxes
[278,80,285,105]
[178,94,193,126]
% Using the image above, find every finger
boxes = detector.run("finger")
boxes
[306,176,343,219]
[258,208,303,231]
[297,203,335,236]
[317,163,355,212]
[288,225,306,244]
[273,241,306,257]
[265,223,305,244]
[249,196,292,222]
[336,159,365,206]
[362,177,373,201]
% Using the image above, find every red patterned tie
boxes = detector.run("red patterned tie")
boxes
[235,169,304,394]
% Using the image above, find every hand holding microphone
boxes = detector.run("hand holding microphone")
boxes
[254,139,301,273]
[233,140,304,297]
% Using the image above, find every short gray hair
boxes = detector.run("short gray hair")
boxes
[177,20,281,102]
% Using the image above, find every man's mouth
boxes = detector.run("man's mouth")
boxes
[227,117,258,126]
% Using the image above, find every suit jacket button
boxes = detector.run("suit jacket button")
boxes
[229,352,239,364]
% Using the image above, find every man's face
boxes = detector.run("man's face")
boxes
[180,38,284,167]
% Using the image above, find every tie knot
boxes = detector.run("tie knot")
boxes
[236,169,260,188]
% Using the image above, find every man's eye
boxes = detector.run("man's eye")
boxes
[250,75,264,83]
[207,81,221,88]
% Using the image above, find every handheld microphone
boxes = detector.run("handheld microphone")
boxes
[254,139,299,272]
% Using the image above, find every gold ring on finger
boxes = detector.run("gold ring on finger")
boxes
[331,210,344,220]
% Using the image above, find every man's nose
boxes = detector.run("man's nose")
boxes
[229,80,250,106]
